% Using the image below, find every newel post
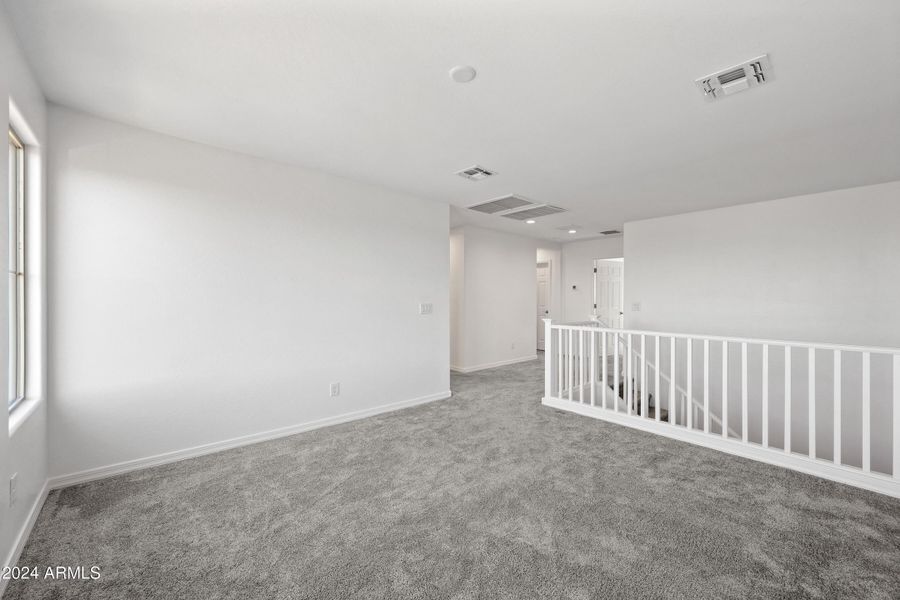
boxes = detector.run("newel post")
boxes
[543,319,553,401]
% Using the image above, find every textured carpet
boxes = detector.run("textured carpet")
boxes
[6,358,900,599]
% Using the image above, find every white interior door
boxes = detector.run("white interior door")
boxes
[536,262,551,350]
[593,259,624,328]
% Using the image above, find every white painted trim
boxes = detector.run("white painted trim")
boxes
[48,390,452,490]
[0,481,49,597]
[450,355,538,374]
[543,396,900,499]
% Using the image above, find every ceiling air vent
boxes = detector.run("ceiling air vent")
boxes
[599,229,621,236]
[501,204,566,221]
[696,55,771,100]
[456,165,495,181]
[468,194,534,214]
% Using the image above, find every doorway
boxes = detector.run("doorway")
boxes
[536,262,551,350]
[593,258,624,328]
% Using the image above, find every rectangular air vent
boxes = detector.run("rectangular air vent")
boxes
[717,67,746,85]
[456,165,495,181]
[696,54,771,101]
[468,194,534,214]
[599,229,621,236]
[501,204,566,220]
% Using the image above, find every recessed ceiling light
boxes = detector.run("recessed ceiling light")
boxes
[568,229,577,234]
[525,219,536,224]
[449,65,477,83]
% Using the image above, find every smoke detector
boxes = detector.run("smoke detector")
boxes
[456,165,495,181]
[449,65,477,83]
[696,55,771,100]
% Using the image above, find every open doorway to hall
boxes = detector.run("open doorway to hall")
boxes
[593,258,624,328]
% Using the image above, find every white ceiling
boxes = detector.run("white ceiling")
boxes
[6,0,900,242]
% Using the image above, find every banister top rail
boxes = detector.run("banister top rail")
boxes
[545,320,900,356]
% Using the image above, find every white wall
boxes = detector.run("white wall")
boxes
[1,3,48,577]
[47,106,450,478]
[561,237,624,322]
[624,182,900,346]
[450,226,558,372]
[624,182,900,471]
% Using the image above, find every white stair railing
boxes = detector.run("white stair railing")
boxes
[542,319,900,499]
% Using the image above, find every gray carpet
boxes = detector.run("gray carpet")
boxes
[6,358,900,599]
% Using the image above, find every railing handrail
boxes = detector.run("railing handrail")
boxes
[549,321,900,356]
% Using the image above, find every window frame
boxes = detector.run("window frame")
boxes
[8,127,25,412]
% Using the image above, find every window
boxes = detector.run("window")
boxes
[8,128,24,411]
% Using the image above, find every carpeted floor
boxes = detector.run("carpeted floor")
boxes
[6,357,900,599]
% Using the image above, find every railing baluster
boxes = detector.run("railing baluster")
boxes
[565,330,570,396]
[722,341,729,439]
[862,352,870,472]
[894,354,900,480]
[742,342,748,443]
[834,350,841,466]
[602,332,608,409]
[641,335,647,418]
[614,335,620,413]
[544,321,552,401]
[762,344,769,448]
[627,334,633,416]
[670,337,676,425]
[703,339,710,433]
[568,329,574,402]
[686,339,693,431]
[785,346,792,455]
[809,348,816,460]
[655,336,661,422]
[557,328,563,399]
[579,330,585,404]
[590,330,596,407]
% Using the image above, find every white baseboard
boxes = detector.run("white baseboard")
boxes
[451,355,538,374]
[543,396,900,499]
[1,480,50,597]
[48,390,452,491]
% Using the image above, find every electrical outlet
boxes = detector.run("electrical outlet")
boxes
[330,382,340,397]
[511,343,516,350]
[632,302,641,312]
[9,473,17,507]
[418,303,433,315]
